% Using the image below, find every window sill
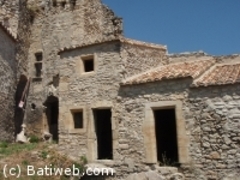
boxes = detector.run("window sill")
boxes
[68,129,86,134]
[81,71,95,76]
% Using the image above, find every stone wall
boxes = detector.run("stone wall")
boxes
[57,41,122,157]
[121,43,167,78]
[181,85,240,180]
[25,0,123,134]
[117,81,240,179]
[0,0,19,37]
[0,27,16,141]
[117,79,190,179]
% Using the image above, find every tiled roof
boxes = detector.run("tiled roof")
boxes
[0,22,17,41]
[58,36,166,54]
[192,63,240,87]
[121,37,167,50]
[122,59,215,85]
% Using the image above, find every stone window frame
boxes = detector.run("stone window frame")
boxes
[77,54,96,75]
[68,107,87,134]
[87,101,118,162]
[143,101,189,165]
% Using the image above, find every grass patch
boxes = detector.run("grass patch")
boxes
[0,142,88,180]
[0,142,37,158]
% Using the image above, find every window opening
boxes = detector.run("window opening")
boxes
[73,111,83,129]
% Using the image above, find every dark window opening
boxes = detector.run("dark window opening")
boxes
[154,109,179,166]
[31,103,36,110]
[61,1,66,8]
[71,0,76,6]
[94,109,113,159]
[73,111,83,129]
[83,59,94,72]
[34,62,42,77]
[35,52,43,61]
[52,0,57,7]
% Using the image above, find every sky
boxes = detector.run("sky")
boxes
[101,0,240,55]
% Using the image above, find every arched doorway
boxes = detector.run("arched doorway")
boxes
[44,96,59,142]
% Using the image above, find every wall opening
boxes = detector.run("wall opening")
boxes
[34,62,42,77]
[52,0,57,7]
[35,52,43,61]
[154,108,179,166]
[14,75,28,135]
[61,1,66,8]
[83,59,94,72]
[72,111,83,129]
[93,109,113,160]
[44,96,59,142]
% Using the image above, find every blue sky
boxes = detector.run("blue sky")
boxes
[102,0,240,55]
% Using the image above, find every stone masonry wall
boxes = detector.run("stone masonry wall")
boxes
[181,85,240,180]
[117,79,190,179]
[117,81,240,180]
[25,0,123,134]
[57,42,122,158]
[16,0,31,77]
[0,0,19,37]
[0,27,16,141]
[121,44,168,78]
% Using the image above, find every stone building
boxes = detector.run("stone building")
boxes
[0,0,240,179]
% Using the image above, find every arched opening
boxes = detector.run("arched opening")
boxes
[43,96,59,142]
[14,75,28,135]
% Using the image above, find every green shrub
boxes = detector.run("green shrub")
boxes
[29,135,40,143]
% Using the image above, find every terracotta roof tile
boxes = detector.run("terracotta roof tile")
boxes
[58,36,166,54]
[122,59,215,85]
[192,63,240,87]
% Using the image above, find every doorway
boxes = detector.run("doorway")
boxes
[44,96,59,142]
[154,108,179,166]
[93,109,113,160]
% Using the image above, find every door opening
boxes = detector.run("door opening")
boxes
[154,108,179,166]
[45,96,59,142]
[93,109,113,160]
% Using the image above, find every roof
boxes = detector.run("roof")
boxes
[0,22,17,41]
[192,63,240,87]
[122,59,215,85]
[58,36,166,54]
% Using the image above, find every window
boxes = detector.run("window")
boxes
[34,62,42,77]
[72,111,83,129]
[81,55,95,73]
[35,52,43,61]
[34,52,43,78]
[83,59,94,72]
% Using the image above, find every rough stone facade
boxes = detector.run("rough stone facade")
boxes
[0,25,16,141]
[0,0,240,179]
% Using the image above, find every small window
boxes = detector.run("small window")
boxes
[34,62,42,77]
[35,52,43,61]
[73,111,83,129]
[83,59,94,72]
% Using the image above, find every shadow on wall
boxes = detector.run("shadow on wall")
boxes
[13,75,29,136]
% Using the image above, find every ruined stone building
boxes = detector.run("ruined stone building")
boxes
[0,0,239,179]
